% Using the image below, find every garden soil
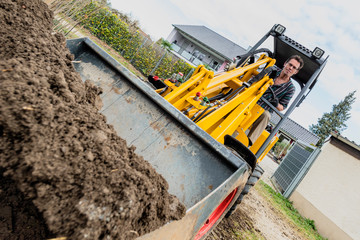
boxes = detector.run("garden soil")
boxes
[0,0,185,239]
[206,157,308,240]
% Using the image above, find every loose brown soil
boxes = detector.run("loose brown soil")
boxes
[0,0,185,239]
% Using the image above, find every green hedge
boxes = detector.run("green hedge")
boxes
[72,2,194,78]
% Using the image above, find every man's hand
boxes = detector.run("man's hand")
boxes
[277,104,284,111]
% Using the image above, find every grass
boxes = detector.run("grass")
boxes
[256,180,327,240]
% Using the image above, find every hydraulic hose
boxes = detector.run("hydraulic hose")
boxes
[193,106,212,122]
[195,108,217,122]
[208,89,233,101]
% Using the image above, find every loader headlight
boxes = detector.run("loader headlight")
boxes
[273,24,286,35]
[312,47,324,59]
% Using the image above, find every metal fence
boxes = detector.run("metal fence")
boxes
[271,141,321,198]
[47,0,194,80]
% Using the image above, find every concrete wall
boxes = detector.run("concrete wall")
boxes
[289,138,360,240]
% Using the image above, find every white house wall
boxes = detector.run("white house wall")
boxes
[167,31,191,52]
[166,29,226,70]
[289,140,360,240]
[166,29,177,43]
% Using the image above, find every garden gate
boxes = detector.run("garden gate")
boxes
[271,141,321,198]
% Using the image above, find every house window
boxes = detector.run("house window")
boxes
[210,60,219,70]
[190,49,205,63]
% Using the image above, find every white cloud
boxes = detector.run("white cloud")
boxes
[342,119,360,144]
[290,101,323,129]
[319,61,359,98]
[351,108,360,122]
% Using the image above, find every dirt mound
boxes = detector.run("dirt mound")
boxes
[0,0,185,239]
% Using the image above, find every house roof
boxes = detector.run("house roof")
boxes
[328,133,360,160]
[270,113,320,145]
[330,132,360,152]
[173,24,247,61]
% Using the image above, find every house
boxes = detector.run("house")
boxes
[288,133,360,240]
[166,24,248,71]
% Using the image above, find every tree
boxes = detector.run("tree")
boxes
[158,38,173,51]
[309,91,356,146]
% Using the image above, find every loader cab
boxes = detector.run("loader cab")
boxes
[245,24,328,158]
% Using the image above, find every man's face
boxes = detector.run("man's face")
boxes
[282,59,301,77]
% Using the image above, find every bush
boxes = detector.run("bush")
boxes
[272,141,290,158]
[70,2,194,78]
[305,218,317,231]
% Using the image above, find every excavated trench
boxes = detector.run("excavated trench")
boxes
[0,0,185,239]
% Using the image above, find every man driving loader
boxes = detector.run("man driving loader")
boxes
[247,55,304,145]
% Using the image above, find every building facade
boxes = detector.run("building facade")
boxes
[166,25,248,71]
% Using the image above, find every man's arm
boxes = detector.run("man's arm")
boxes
[277,83,295,111]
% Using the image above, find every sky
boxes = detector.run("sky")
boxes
[111,0,360,144]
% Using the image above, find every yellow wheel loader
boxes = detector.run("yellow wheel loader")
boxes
[67,24,328,239]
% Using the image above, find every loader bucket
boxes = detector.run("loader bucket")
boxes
[66,38,250,239]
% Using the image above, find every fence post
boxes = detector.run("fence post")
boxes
[130,37,148,63]
[150,51,167,76]
[121,31,137,56]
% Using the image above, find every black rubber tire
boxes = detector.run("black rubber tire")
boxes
[247,176,259,186]
[250,164,264,179]
[251,169,263,179]
[225,164,264,218]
